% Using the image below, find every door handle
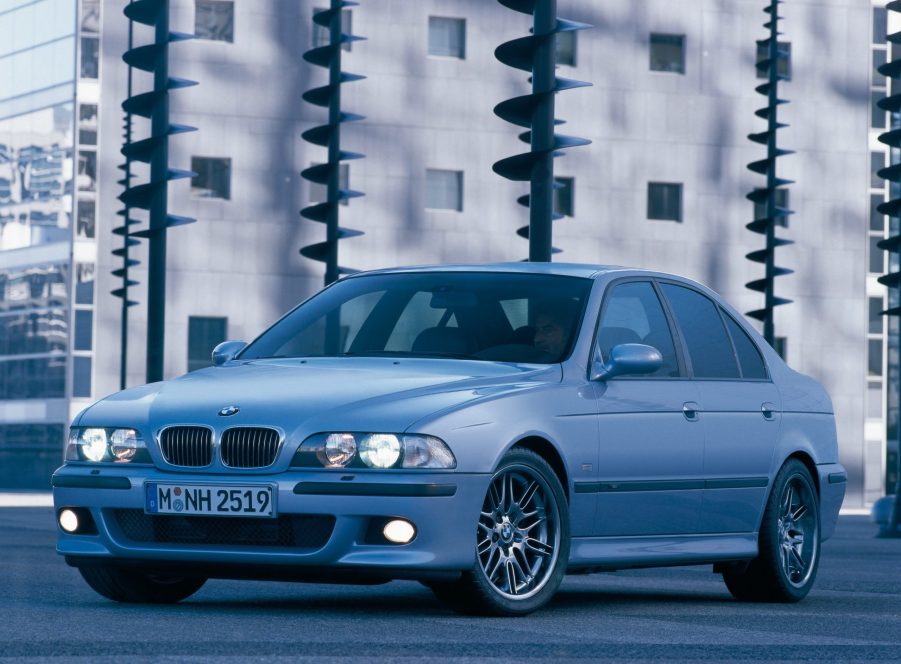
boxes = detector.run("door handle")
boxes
[683,402,700,422]
[761,402,777,421]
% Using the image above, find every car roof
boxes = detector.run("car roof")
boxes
[357,262,627,279]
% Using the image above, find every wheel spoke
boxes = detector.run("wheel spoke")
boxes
[791,503,808,521]
[477,537,492,555]
[489,481,502,511]
[519,481,539,510]
[525,537,554,557]
[505,561,517,595]
[782,485,795,518]
[790,546,806,574]
[487,549,503,580]
[505,473,516,512]
[520,516,546,534]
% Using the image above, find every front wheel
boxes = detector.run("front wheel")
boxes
[78,564,206,604]
[430,449,570,616]
[723,459,820,602]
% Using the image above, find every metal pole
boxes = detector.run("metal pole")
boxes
[528,0,556,263]
[762,1,778,344]
[145,0,169,384]
[325,0,341,286]
[120,13,134,391]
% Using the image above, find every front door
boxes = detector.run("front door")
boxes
[592,281,705,536]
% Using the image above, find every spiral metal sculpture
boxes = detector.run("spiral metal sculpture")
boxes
[111,4,139,390]
[118,0,197,382]
[745,0,793,344]
[492,0,590,262]
[300,0,365,286]
[877,0,901,537]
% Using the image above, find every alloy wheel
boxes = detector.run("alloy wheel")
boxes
[476,466,561,600]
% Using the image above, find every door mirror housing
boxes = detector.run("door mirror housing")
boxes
[591,343,663,381]
[212,340,246,366]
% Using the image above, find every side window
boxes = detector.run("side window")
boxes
[598,282,680,377]
[660,284,740,379]
[722,311,768,379]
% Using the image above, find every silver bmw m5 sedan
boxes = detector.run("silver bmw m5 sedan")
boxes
[53,264,846,615]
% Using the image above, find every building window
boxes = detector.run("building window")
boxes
[870,297,885,334]
[77,151,96,192]
[425,169,463,211]
[869,338,884,377]
[195,0,234,42]
[873,91,887,129]
[874,49,887,84]
[73,357,92,397]
[875,6,888,44]
[557,30,576,66]
[871,236,885,274]
[752,188,790,228]
[80,37,99,79]
[188,316,228,372]
[649,34,685,74]
[76,200,95,239]
[554,177,574,217]
[313,7,352,51]
[308,163,349,206]
[647,182,682,222]
[428,17,466,59]
[75,264,94,306]
[756,41,791,80]
[872,151,885,188]
[74,310,93,351]
[191,157,231,199]
[871,194,885,231]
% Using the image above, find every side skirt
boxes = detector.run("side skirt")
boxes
[567,532,758,572]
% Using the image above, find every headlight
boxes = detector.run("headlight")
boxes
[359,434,402,469]
[66,427,149,464]
[82,428,108,462]
[293,432,456,469]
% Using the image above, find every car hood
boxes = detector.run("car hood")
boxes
[77,358,561,436]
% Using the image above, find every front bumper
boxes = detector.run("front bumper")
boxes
[52,465,489,579]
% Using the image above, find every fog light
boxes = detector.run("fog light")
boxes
[59,509,79,533]
[383,519,416,544]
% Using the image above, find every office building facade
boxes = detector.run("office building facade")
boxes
[0,0,886,509]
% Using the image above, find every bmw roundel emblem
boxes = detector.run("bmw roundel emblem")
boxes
[218,405,240,417]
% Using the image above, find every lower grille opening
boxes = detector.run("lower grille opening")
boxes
[111,509,335,550]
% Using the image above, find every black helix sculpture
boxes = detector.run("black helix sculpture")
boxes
[111,5,138,390]
[745,0,793,344]
[300,0,365,286]
[876,0,901,537]
[119,0,197,383]
[492,0,590,262]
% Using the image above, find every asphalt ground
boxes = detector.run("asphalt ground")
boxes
[1,509,899,663]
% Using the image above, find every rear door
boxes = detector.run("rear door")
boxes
[658,283,779,534]
[592,280,704,536]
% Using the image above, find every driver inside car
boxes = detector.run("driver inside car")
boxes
[532,300,578,359]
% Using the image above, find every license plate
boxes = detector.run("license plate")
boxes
[145,483,275,518]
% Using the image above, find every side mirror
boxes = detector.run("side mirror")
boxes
[212,340,246,366]
[591,343,663,381]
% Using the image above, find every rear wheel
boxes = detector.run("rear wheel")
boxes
[430,449,569,616]
[723,459,820,602]
[78,565,206,603]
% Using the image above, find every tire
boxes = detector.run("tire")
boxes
[78,565,206,604]
[430,448,570,616]
[723,459,820,603]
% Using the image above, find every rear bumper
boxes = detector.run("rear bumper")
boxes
[52,466,489,578]
[816,462,846,541]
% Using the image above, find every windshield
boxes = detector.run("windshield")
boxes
[240,272,593,364]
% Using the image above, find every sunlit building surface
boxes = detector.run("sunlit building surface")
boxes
[0,0,890,510]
